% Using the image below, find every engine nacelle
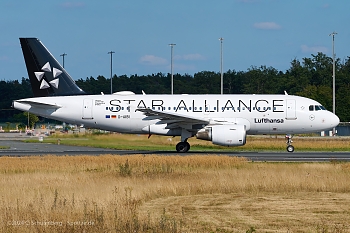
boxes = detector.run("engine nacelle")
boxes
[196,124,246,146]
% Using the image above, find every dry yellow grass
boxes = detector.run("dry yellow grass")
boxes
[1,155,350,232]
[47,133,350,151]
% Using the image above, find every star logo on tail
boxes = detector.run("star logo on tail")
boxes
[34,62,62,90]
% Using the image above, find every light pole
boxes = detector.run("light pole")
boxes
[60,53,67,68]
[219,37,224,94]
[169,43,176,95]
[329,31,337,135]
[108,51,115,94]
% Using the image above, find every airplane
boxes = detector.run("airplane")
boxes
[13,38,340,153]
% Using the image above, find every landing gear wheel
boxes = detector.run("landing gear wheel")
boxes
[176,141,190,153]
[286,145,294,153]
[285,134,294,153]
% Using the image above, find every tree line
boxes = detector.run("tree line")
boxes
[1,52,350,124]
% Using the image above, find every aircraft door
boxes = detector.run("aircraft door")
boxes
[286,99,296,120]
[125,104,135,132]
[82,99,93,119]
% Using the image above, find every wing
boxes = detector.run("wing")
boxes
[136,108,209,126]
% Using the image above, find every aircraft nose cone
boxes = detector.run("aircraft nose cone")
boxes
[330,113,340,128]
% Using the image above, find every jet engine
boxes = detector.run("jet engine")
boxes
[196,124,246,146]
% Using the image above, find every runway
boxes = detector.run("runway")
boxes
[0,140,349,162]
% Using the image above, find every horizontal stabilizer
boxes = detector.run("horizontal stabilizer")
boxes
[15,100,62,109]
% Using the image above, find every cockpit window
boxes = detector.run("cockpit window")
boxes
[315,105,322,111]
[309,105,326,111]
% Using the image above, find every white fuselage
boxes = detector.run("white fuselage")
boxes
[13,93,339,136]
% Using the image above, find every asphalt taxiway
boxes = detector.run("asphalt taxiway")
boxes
[0,139,349,162]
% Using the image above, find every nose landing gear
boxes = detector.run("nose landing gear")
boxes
[285,134,294,152]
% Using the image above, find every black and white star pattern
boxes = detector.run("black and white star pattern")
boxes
[34,62,62,90]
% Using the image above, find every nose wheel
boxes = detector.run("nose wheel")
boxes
[285,134,294,152]
[286,145,294,152]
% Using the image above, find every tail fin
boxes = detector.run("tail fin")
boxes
[19,38,86,97]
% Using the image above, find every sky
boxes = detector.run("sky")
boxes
[1,0,349,81]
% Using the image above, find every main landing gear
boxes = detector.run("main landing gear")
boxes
[176,129,192,153]
[176,139,190,153]
[285,134,294,152]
